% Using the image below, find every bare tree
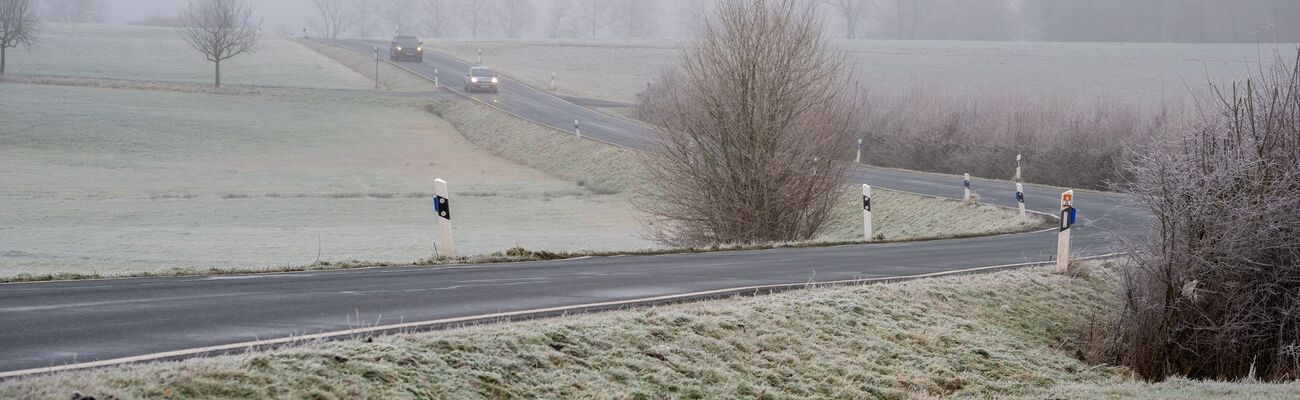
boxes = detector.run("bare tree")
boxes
[311,0,350,38]
[545,0,575,38]
[613,0,655,37]
[379,0,418,35]
[463,0,490,37]
[637,0,861,246]
[0,0,39,75]
[177,0,261,88]
[43,0,104,23]
[891,0,926,39]
[422,0,454,37]
[495,0,534,38]
[576,0,611,38]
[822,0,872,39]
[353,0,374,37]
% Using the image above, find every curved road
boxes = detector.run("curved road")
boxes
[0,40,1147,377]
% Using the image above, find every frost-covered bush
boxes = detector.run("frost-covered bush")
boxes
[1093,52,1300,381]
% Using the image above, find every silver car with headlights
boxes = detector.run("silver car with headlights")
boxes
[464,66,499,93]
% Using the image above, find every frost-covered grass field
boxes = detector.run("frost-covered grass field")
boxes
[0,24,1044,279]
[7,261,1296,399]
[0,81,1033,279]
[4,24,372,89]
[0,83,651,277]
[430,39,1297,107]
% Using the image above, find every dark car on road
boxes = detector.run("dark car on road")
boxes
[465,66,499,93]
[389,36,423,62]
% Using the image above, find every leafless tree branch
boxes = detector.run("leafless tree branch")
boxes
[0,0,39,75]
[1091,50,1300,382]
[422,0,454,37]
[311,0,351,38]
[495,0,534,39]
[637,0,861,247]
[177,0,261,88]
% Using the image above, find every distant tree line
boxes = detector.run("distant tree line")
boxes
[1030,0,1300,43]
[311,0,1300,43]
[312,0,672,39]
[40,0,104,23]
[819,0,1300,43]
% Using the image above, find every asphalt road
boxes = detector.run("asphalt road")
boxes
[0,40,1148,376]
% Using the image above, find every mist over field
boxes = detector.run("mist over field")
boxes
[52,0,1300,42]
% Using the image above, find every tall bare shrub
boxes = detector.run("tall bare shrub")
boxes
[637,0,860,247]
[1093,52,1300,381]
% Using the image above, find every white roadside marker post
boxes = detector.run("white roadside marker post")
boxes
[574,120,581,137]
[862,184,874,240]
[477,48,482,65]
[1056,190,1076,272]
[963,173,972,203]
[434,68,439,88]
[373,46,380,90]
[1016,182,1027,220]
[1014,154,1025,219]
[434,179,455,257]
[550,72,557,91]
[1014,153,1023,182]
[855,138,863,164]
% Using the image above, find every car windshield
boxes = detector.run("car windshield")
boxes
[470,68,494,77]
[395,37,418,45]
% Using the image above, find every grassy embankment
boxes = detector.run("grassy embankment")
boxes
[7,261,1296,399]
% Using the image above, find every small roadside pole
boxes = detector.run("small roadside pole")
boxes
[550,72,557,91]
[434,68,439,88]
[1056,190,1076,272]
[862,184,874,240]
[373,46,380,90]
[855,138,863,164]
[1015,154,1026,220]
[1016,183,1027,220]
[477,48,482,65]
[1014,153,1023,182]
[574,120,581,137]
[962,173,972,203]
[434,179,455,257]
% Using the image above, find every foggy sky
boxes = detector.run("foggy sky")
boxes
[89,0,1300,43]
[104,0,315,32]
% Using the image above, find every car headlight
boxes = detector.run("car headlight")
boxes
[417,47,423,51]
[471,77,479,83]
[396,46,402,51]
[491,77,499,83]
